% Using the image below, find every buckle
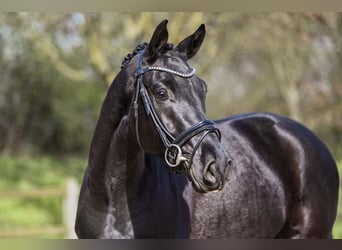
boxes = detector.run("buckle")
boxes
[165,144,186,167]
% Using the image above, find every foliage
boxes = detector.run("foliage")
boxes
[0,12,342,159]
[0,154,86,189]
[0,30,104,154]
[0,155,86,238]
[0,197,61,230]
[0,12,341,238]
[332,160,342,239]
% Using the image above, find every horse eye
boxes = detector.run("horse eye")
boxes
[155,89,168,100]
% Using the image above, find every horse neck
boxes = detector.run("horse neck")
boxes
[86,71,142,196]
[104,115,143,192]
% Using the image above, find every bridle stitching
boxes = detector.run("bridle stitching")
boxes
[146,66,196,78]
[133,49,221,170]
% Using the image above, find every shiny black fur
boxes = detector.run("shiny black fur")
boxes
[75,20,339,238]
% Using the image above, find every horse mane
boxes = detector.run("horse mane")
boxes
[121,42,174,69]
[86,42,175,190]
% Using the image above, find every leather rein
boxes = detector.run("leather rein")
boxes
[133,49,221,172]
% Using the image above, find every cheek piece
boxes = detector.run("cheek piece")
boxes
[132,49,221,173]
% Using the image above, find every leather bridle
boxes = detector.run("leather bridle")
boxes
[133,49,221,172]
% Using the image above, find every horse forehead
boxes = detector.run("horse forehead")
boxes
[156,52,190,70]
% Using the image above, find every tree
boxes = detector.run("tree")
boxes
[0,12,341,158]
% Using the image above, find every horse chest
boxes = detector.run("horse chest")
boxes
[185,167,287,238]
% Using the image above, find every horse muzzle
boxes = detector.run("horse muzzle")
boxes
[187,152,232,193]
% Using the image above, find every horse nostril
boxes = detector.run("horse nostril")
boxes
[203,162,220,187]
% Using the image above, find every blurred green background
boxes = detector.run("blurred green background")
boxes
[0,12,341,238]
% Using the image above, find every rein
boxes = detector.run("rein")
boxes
[133,49,221,172]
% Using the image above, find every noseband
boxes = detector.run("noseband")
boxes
[133,49,221,172]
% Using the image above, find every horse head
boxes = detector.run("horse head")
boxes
[122,20,233,193]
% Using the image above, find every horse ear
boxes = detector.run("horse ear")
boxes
[176,24,205,60]
[146,19,169,62]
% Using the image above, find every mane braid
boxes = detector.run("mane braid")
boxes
[121,42,174,69]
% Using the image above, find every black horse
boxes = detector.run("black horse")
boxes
[75,20,339,238]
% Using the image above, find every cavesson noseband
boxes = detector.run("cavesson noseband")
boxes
[133,49,221,172]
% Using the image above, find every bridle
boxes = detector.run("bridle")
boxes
[133,49,221,172]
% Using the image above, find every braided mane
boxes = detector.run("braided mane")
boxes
[121,42,174,69]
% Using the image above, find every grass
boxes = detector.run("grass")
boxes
[0,155,341,238]
[332,160,342,239]
[0,154,86,238]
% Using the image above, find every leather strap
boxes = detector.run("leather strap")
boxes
[133,49,221,168]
